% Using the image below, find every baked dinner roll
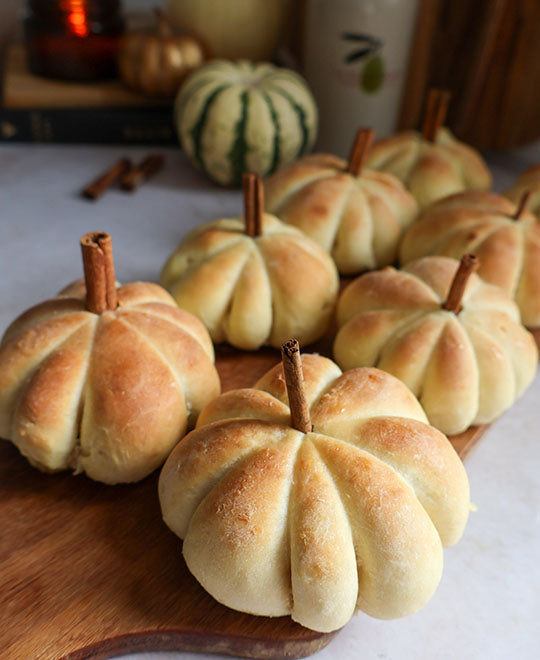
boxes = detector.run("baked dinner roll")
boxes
[365,91,491,209]
[365,128,491,210]
[0,233,220,484]
[334,255,538,436]
[160,174,339,350]
[504,163,540,219]
[159,346,470,632]
[400,191,540,328]
[264,129,418,275]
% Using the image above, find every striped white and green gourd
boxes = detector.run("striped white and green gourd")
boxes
[174,60,318,186]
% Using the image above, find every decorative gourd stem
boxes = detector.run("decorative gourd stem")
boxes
[281,339,313,434]
[242,172,263,237]
[80,232,118,314]
[442,254,478,315]
[422,89,451,142]
[346,127,374,176]
[513,190,532,220]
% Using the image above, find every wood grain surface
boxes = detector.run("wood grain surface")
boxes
[0,344,500,660]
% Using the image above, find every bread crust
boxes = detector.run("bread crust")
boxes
[160,214,339,350]
[264,154,418,275]
[400,191,540,328]
[365,128,492,209]
[334,256,538,435]
[159,354,470,632]
[0,280,220,483]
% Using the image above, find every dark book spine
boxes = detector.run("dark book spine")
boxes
[0,106,177,145]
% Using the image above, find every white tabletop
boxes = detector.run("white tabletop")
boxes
[1,142,539,660]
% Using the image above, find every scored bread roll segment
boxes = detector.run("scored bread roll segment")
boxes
[334,256,538,435]
[159,351,470,632]
[0,234,220,484]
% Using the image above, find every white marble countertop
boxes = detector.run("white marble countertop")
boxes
[1,142,539,660]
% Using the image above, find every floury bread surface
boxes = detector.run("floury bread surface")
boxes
[365,128,491,209]
[159,354,470,632]
[264,153,418,275]
[400,191,540,328]
[0,280,220,484]
[160,213,339,350]
[334,256,538,435]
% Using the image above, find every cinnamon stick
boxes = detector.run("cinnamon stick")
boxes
[281,339,312,434]
[82,158,132,200]
[121,154,165,191]
[422,89,451,142]
[513,190,532,220]
[346,127,374,176]
[242,172,263,237]
[80,232,118,314]
[442,254,478,314]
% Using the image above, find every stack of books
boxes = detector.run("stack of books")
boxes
[0,45,177,145]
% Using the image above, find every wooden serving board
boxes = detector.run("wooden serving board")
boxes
[0,346,495,660]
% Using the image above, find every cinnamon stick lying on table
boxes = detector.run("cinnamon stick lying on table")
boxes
[121,154,165,192]
[82,158,132,200]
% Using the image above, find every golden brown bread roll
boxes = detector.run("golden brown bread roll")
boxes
[160,213,339,349]
[0,278,220,484]
[399,191,540,328]
[334,256,538,435]
[159,353,470,632]
[264,152,418,275]
[365,128,492,210]
[504,163,540,219]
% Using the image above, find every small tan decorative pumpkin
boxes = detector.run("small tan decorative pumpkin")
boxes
[117,9,206,98]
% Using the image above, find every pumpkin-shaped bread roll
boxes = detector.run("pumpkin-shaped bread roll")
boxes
[160,173,339,350]
[399,191,540,328]
[159,342,470,633]
[504,163,540,219]
[0,233,220,484]
[264,129,418,275]
[365,90,491,209]
[334,255,538,436]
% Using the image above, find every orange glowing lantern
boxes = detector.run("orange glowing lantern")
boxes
[24,0,125,81]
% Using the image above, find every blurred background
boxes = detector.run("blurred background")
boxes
[0,0,539,156]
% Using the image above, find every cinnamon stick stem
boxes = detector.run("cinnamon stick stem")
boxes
[281,339,312,434]
[513,190,532,220]
[422,89,451,142]
[346,127,374,176]
[442,254,478,314]
[80,232,118,314]
[121,154,164,192]
[243,172,263,237]
[82,158,132,200]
